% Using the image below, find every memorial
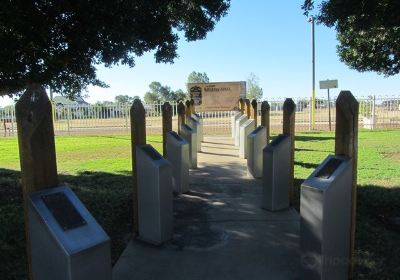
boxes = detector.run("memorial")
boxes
[300,155,353,280]
[247,126,267,178]
[28,186,111,280]
[231,111,243,138]
[136,144,173,245]
[166,131,190,194]
[239,119,255,159]
[180,124,198,169]
[262,134,291,211]
[235,114,248,147]
[187,116,202,152]
[192,113,203,142]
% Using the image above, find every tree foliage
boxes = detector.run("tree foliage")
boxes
[246,73,263,101]
[0,1,230,97]
[302,0,400,76]
[187,71,210,83]
[143,81,185,103]
[115,95,134,104]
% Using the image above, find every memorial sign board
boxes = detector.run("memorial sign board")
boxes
[188,81,246,112]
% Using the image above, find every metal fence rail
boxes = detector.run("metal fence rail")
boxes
[1,95,399,137]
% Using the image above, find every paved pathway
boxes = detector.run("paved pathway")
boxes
[113,136,300,280]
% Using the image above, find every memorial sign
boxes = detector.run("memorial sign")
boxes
[188,81,246,112]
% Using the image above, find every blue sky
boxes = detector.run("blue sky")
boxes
[0,0,398,106]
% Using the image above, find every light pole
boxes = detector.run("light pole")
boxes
[309,16,316,130]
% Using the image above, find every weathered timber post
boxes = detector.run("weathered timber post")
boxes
[245,99,251,118]
[251,99,258,126]
[162,102,172,157]
[16,85,59,280]
[283,98,296,206]
[190,99,195,114]
[335,91,359,278]
[185,100,192,121]
[261,101,271,143]
[130,99,146,235]
[239,98,245,113]
[177,101,186,134]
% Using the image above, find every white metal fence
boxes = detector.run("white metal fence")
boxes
[1,95,399,137]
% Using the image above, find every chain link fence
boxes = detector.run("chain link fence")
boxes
[1,95,399,137]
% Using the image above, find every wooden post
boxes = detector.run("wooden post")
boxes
[239,98,245,113]
[190,99,195,114]
[251,99,258,126]
[130,99,146,235]
[177,101,186,134]
[185,100,192,121]
[15,84,59,280]
[162,102,172,157]
[244,99,251,118]
[283,98,296,206]
[261,101,271,143]
[334,91,359,278]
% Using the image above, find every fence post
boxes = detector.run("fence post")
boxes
[261,101,270,143]
[15,85,59,280]
[239,98,245,113]
[251,99,258,126]
[335,91,359,278]
[11,107,15,136]
[130,99,146,235]
[177,101,186,134]
[245,99,251,118]
[185,100,192,121]
[190,99,195,114]
[372,95,376,129]
[162,102,172,157]
[125,103,129,131]
[67,104,71,135]
[283,98,296,206]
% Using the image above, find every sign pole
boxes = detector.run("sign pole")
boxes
[328,88,331,131]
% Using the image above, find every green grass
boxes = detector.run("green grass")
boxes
[1,130,399,279]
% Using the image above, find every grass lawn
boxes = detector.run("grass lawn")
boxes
[1,130,399,279]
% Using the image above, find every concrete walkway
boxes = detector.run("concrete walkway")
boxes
[113,136,300,280]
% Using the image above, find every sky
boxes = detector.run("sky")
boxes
[0,0,398,106]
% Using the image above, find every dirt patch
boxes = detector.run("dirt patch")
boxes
[389,152,400,161]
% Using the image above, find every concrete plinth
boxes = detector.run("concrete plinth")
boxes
[239,119,255,159]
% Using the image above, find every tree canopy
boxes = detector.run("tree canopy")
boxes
[0,1,230,97]
[143,81,185,103]
[187,71,210,83]
[246,73,263,101]
[303,0,400,76]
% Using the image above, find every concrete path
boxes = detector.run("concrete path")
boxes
[113,136,300,280]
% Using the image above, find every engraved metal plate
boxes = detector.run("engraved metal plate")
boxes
[42,192,87,231]
[270,134,287,146]
[316,157,343,179]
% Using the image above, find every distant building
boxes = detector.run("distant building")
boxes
[53,96,89,119]
[53,96,89,107]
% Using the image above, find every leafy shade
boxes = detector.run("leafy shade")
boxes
[0,1,230,97]
[302,0,400,76]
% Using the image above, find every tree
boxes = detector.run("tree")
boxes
[187,71,210,83]
[0,1,230,97]
[144,81,185,103]
[115,95,133,104]
[144,91,160,103]
[174,89,187,101]
[302,0,400,76]
[246,73,263,100]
